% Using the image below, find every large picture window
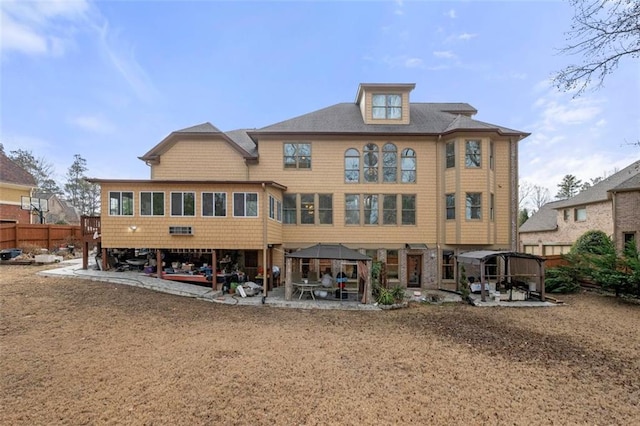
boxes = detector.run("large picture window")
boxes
[171,192,195,216]
[202,192,226,217]
[401,148,416,183]
[466,193,482,219]
[141,192,164,216]
[372,94,402,119]
[109,191,133,216]
[284,143,311,169]
[465,140,481,168]
[345,148,360,183]
[233,192,258,217]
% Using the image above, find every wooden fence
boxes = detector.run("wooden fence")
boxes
[0,223,81,251]
[542,254,569,270]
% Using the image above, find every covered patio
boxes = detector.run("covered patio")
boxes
[456,250,546,302]
[284,244,373,304]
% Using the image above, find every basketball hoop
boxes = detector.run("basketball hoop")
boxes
[21,196,49,224]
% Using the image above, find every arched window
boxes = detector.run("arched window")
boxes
[401,148,416,183]
[344,148,360,183]
[382,143,397,182]
[363,143,379,183]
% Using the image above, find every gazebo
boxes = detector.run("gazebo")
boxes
[284,244,373,303]
[456,250,546,302]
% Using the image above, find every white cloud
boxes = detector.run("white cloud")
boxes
[457,33,477,41]
[404,58,423,68]
[0,0,89,56]
[446,9,457,19]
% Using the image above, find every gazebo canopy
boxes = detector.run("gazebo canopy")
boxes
[285,243,371,261]
[457,250,544,265]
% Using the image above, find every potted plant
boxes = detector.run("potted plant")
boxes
[230,282,239,294]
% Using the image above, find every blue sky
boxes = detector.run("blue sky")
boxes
[2,0,639,208]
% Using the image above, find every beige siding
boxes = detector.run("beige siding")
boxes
[151,138,249,180]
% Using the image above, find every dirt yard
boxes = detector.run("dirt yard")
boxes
[1,263,639,425]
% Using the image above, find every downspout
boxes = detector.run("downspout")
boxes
[436,134,442,288]
[262,183,268,300]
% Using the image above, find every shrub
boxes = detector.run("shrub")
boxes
[545,265,581,293]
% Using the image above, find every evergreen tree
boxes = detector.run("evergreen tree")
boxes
[64,154,100,215]
[518,208,530,227]
[556,174,582,199]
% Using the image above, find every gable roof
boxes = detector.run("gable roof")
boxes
[249,103,528,137]
[0,152,37,187]
[610,171,640,192]
[139,122,256,162]
[518,200,564,233]
[552,160,640,208]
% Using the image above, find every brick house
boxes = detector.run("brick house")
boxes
[88,83,529,293]
[0,152,37,224]
[519,160,640,255]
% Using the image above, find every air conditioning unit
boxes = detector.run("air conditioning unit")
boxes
[169,226,193,235]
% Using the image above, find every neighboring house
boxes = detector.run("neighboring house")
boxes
[88,82,529,290]
[519,160,640,255]
[34,192,81,225]
[0,152,37,224]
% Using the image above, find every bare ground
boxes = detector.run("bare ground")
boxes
[1,263,639,425]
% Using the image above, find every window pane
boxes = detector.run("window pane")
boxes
[318,194,332,225]
[215,193,226,216]
[345,149,360,183]
[465,141,481,168]
[466,193,482,219]
[171,193,182,216]
[383,194,397,225]
[233,193,245,216]
[246,193,258,216]
[364,194,378,225]
[202,193,214,216]
[152,192,164,215]
[446,193,455,220]
[401,149,416,183]
[383,145,397,182]
[283,194,296,224]
[401,195,416,225]
[372,95,385,106]
[446,142,455,168]
[345,194,360,225]
[300,194,314,224]
[183,192,195,216]
[141,192,152,216]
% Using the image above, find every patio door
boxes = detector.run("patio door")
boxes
[407,254,422,288]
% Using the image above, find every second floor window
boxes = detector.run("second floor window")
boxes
[300,194,315,224]
[345,194,360,225]
[401,194,416,225]
[446,142,455,168]
[401,148,416,183]
[283,194,296,224]
[202,192,226,217]
[233,192,258,217]
[109,191,133,216]
[446,193,455,220]
[372,94,402,119]
[575,207,586,221]
[465,140,481,168]
[364,194,379,225]
[318,194,333,225]
[466,192,482,219]
[140,192,164,216]
[363,143,379,183]
[383,194,397,225]
[382,143,397,182]
[171,192,195,216]
[345,148,360,183]
[284,143,311,169]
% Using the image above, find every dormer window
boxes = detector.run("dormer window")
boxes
[372,94,402,119]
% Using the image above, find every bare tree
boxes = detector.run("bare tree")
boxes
[531,185,551,210]
[553,0,640,96]
[519,180,534,210]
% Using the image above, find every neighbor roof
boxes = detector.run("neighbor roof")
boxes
[0,152,36,187]
[249,103,528,137]
[519,200,565,233]
[552,160,640,208]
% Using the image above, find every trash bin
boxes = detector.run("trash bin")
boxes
[0,248,22,260]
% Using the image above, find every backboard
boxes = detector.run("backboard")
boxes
[21,196,49,212]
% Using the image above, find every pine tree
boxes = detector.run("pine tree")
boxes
[556,174,582,199]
